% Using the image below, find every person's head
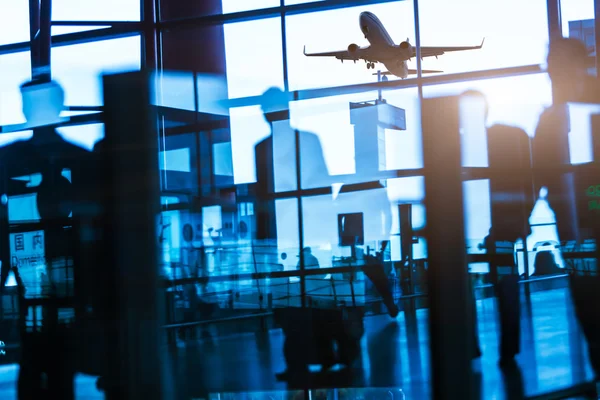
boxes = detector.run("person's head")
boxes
[260,87,289,123]
[20,79,65,125]
[461,89,489,122]
[546,37,590,102]
[302,246,312,255]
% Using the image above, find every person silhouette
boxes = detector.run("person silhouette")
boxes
[254,87,330,242]
[530,37,595,245]
[0,79,94,400]
[462,90,533,363]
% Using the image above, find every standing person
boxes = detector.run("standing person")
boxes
[531,37,595,244]
[254,87,330,242]
[462,90,533,363]
[0,80,93,399]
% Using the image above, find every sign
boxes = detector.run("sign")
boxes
[586,185,600,211]
[9,230,45,297]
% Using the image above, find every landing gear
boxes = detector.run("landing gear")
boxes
[366,62,375,70]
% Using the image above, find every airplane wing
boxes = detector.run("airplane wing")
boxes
[303,45,375,62]
[418,38,485,58]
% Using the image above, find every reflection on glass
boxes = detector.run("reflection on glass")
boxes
[560,0,595,43]
[0,0,29,45]
[224,18,284,98]
[160,0,278,20]
[0,51,31,127]
[52,36,141,106]
[52,0,140,21]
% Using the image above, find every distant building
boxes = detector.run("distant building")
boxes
[569,19,596,57]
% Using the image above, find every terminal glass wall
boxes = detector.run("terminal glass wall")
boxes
[1,0,600,398]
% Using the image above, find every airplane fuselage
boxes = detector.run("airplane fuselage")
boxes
[359,11,411,78]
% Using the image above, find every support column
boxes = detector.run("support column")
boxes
[422,95,475,400]
[28,0,52,82]
[102,71,164,400]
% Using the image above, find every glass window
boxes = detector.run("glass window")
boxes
[285,0,323,4]
[222,0,279,13]
[560,0,595,39]
[290,88,420,189]
[286,2,415,90]
[56,123,104,151]
[0,0,29,45]
[51,36,141,106]
[159,0,278,21]
[0,51,31,126]
[561,0,596,74]
[418,0,548,76]
[422,73,553,137]
[51,26,111,36]
[229,105,271,184]
[52,0,140,21]
[224,17,284,99]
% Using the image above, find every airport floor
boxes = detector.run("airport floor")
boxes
[166,287,597,399]
[0,287,595,399]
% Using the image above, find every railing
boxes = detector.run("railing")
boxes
[161,251,593,334]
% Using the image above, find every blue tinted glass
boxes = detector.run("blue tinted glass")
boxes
[52,36,141,105]
[224,18,284,98]
[0,51,31,126]
[419,0,548,75]
[0,0,29,45]
[52,0,140,21]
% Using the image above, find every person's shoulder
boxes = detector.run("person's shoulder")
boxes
[487,123,528,137]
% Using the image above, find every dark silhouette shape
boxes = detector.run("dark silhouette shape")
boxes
[532,251,562,276]
[463,90,531,365]
[254,87,329,240]
[0,80,96,399]
[546,37,596,104]
[297,246,320,269]
[532,37,599,243]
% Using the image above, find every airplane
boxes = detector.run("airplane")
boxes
[303,11,484,79]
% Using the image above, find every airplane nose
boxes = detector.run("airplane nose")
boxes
[359,12,368,26]
[359,13,369,36]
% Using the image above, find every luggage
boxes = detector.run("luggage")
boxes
[274,276,365,374]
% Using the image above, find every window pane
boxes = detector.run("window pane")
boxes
[51,26,111,36]
[0,0,29,45]
[561,0,595,38]
[422,73,553,138]
[561,0,595,72]
[286,2,415,90]
[52,0,140,21]
[285,0,323,4]
[418,0,548,76]
[224,18,284,99]
[159,0,278,21]
[52,36,141,106]
[0,51,31,126]
[56,123,104,151]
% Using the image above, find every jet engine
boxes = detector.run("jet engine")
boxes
[347,43,359,54]
[399,40,413,60]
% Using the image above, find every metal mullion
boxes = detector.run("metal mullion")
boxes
[220,64,543,109]
[281,0,289,92]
